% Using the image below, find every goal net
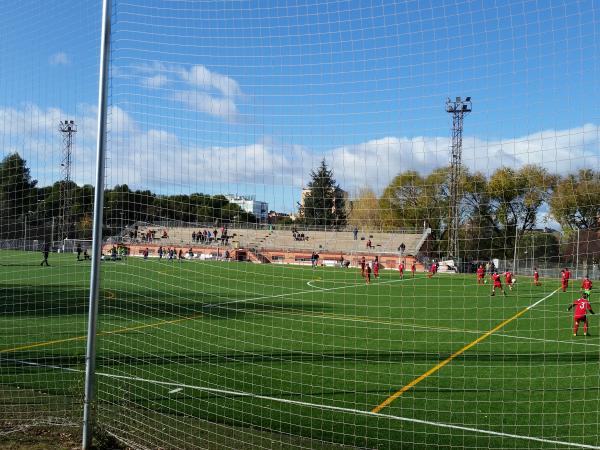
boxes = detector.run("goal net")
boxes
[62,239,93,253]
[1,1,600,449]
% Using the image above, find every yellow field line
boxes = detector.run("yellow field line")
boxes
[371,289,559,414]
[0,314,201,354]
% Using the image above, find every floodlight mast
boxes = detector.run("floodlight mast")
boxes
[58,120,77,245]
[445,96,471,264]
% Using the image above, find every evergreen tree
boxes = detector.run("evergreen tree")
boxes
[0,153,38,238]
[299,159,347,228]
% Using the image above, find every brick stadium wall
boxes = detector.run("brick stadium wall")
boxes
[102,244,424,271]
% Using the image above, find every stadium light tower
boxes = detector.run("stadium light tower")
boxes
[59,120,77,243]
[445,96,471,262]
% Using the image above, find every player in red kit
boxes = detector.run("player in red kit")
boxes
[533,267,541,286]
[373,257,380,279]
[365,263,372,284]
[561,268,571,292]
[490,272,506,296]
[398,261,405,279]
[504,270,514,291]
[411,262,416,277]
[427,262,437,278]
[582,275,593,298]
[476,265,485,285]
[359,256,366,278]
[568,292,595,336]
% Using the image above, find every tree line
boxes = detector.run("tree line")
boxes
[0,153,258,242]
[349,164,600,261]
[3,152,599,262]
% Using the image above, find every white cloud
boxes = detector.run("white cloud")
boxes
[124,62,244,122]
[1,102,599,214]
[142,74,168,89]
[49,52,70,66]
[172,91,238,121]
[179,65,242,98]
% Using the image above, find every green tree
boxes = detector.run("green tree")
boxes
[379,168,449,239]
[299,159,347,228]
[0,153,38,238]
[487,165,557,258]
[550,169,600,230]
[348,187,382,230]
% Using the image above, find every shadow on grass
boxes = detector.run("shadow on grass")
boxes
[0,284,329,318]
[3,350,600,370]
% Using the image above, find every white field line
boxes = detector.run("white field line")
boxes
[212,274,418,309]
[306,280,324,290]
[6,358,598,450]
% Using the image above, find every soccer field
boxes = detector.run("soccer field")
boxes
[1,250,599,449]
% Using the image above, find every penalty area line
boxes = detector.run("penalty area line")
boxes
[371,288,560,414]
[7,358,595,450]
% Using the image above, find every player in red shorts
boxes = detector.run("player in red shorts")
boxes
[476,265,485,285]
[568,292,595,336]
[533,267,541,286]
[504,270,514,291]
[398,260,405,279]
[373,256,380,279]
[490,272,506,296]
[582,275,593,298]
[365,263,372,284]
[359,256,366,278]
[561,268,571,292]
[411,261,416,277]
[427,262,437,278]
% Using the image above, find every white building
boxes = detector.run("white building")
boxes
[225,194,269,221]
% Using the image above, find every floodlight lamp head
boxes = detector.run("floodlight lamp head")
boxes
[456,96,461,102]
[465,96,471,102]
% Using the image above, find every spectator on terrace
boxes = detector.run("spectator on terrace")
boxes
[398,242,406,255]
[192,231,196,242]
[162,229,168,238]
[353,227,358,240]
[214,229,218,241]
[366,239,373,249]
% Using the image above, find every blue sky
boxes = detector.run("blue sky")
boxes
[1,0,599,214]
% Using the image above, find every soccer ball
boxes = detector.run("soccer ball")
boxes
[484,279,488,284]
[512,278,517,284]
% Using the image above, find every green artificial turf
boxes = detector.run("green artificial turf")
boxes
[1,249,599,449]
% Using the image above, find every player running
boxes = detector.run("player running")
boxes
[490,272,506,296]
[398,260,405,279]
[427,262,437,278]
[561,268,571,292]
[567,292,595,336]
[504,270,515,291]
[476,264,485,285]
[582,275,593,298]
[411,261,416,277]
[373,257,380,279]
[365,263,372,285]
[533,267,541,286]
[359,256,366,278]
